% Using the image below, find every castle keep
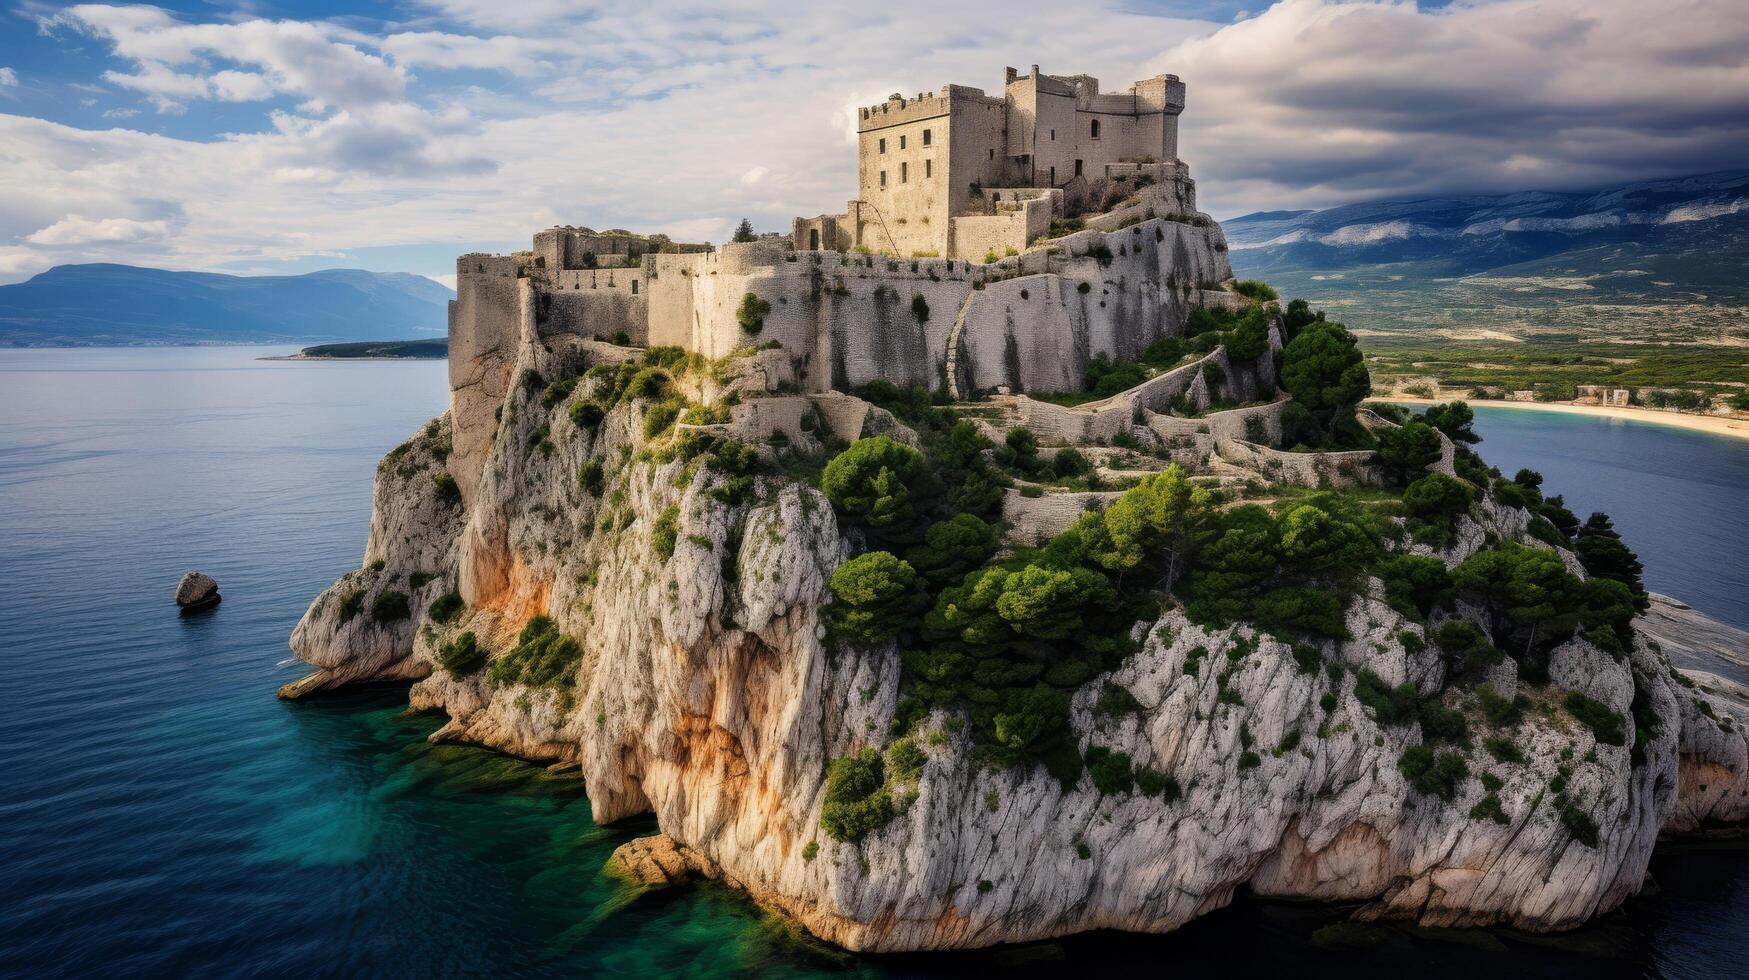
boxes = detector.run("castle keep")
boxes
[798,65,1185,260]
[447,65,1230,499]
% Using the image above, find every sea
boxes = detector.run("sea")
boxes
[2,346,1746,978]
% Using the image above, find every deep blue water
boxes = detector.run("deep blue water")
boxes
[1,347,1746,978]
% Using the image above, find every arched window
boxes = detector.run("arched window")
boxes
[1091,119,1100,139]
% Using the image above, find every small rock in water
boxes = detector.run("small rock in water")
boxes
[175,571,221,612]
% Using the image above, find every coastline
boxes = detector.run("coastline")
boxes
[1379,397,1749,442]
[258,354,444,362]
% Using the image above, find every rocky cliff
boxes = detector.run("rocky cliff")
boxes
[285,289,1748,956]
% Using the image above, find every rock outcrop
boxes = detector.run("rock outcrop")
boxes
[174,571,219,612]
[283,321,1749,952]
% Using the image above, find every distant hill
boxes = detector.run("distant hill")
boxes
[0,264,453,346]
[290,339,448,359]
[1225,170,1749,306]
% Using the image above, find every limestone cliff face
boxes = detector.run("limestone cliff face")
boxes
[288,340,1749,954]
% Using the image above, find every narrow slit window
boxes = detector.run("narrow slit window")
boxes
[880,170,887,188]
[1075,159,1083,177]
[1091,119,1100,139]
[901,161,908,183]
[922,128,932,146]
[899,134,907,149]
[924,159,931,179]
[878,137,886,153]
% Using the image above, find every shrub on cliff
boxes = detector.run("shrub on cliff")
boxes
[736,292,771,334]
[1378,554,1453,619]
[1084,746,1135,794]
[427,591,464,624]
[1398,744,1468,799]
[1232,279,1278,302]
[569,401,604,431]
[371,590,410,623]
[437,632,484,676]
[1564,691,1627,746]
[820,749,894,843]
[577,460,604,496]
[431,471,461,507]
[487,615,583,688]
[822,436,927,533]
[827,552,927,645]
[652,505,680,561]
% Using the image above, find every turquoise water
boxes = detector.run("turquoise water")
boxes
[1,347,1745,978]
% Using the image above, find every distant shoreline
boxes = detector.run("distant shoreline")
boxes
[1380,397,1749,442]
[259,353,444,362]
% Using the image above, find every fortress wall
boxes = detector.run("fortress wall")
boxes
[458,253,518,277]
[447,273,528,503]
[540,289,648,346]
[1001,487,1123,545]
[953,209,1227,395]
[1147,399,1286,444]
[1216,441,1383,489]
[811,272,970,391]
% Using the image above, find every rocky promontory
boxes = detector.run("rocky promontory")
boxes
[282,193,1747,952]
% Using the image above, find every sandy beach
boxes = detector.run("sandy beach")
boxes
[1380,397,1749,442]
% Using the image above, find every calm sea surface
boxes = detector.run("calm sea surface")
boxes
[2,346,1746,978]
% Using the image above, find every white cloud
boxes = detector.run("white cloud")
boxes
[4,0,1745,285]
[0,67,18,87]
[1154,0,1749,215]
[25,215,172,245]
[60,4,407,110]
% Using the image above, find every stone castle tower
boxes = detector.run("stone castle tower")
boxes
[796,65,1185,260]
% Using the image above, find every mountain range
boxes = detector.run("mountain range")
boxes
[1225,170,1749,307]
[0,264,453,347]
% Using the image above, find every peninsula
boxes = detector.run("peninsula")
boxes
[283,65,1749,952]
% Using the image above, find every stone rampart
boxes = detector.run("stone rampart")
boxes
[1001,487,1123,544]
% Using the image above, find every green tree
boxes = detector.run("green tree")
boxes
[995,565,1116,640]
[1423,401,1480,444]
[1275,502,1377,574]
[1097,464,1214,588]
[905,514,1000,589]
[1574,512,1647,609]
[1279,320,1370,413]
[1377,554,1453,619]
[1402,472,1474,524]
[1452,544,1584,659]
[822,436,927,531]
[1376,420,1442,482]
[732,218,757,243]
[827,552,927,644]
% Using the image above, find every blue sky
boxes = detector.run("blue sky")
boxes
[1,0,1744,285]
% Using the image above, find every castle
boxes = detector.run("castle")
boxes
[447,65,1237,499]
[797,66,1186,260]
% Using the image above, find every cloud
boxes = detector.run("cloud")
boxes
[0,67,17,87]
[58,4,407,110]
[1153,0,1749,214]
[25,215,172,245]
[4,0,1745,285]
